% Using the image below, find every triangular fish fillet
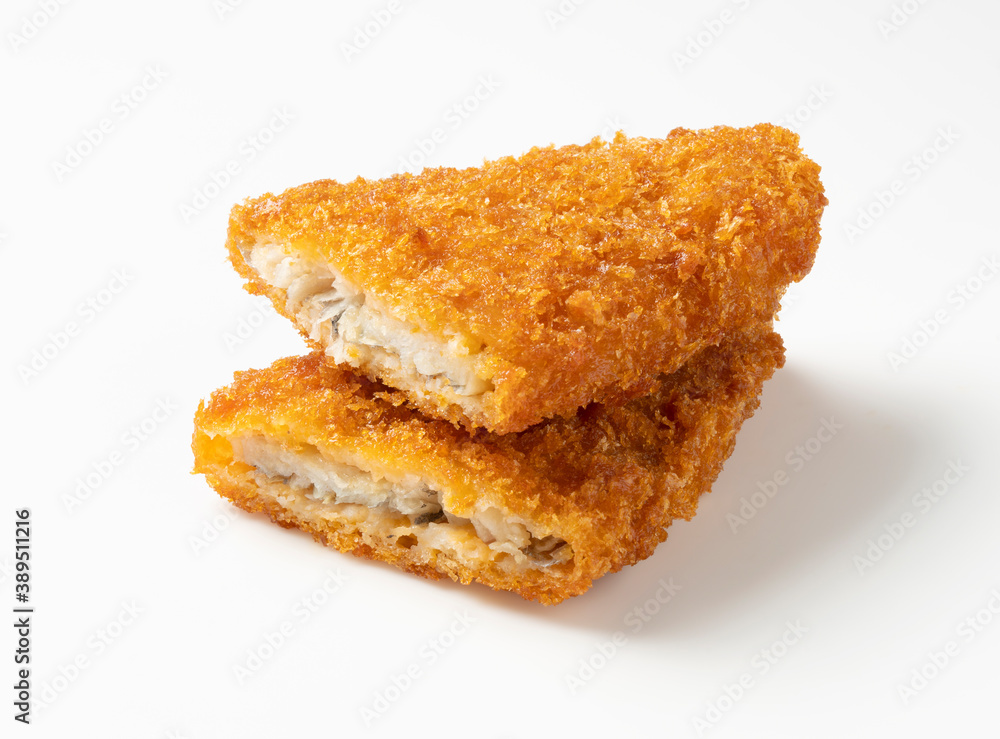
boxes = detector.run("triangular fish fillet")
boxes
[192,327,784,605]
[226,124,823,433]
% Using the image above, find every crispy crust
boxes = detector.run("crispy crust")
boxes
[226,124,824,433]
[192,328,784,604]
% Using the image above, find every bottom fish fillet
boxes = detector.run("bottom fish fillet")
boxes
[192,327,784,604]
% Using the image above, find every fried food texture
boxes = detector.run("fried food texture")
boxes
[192,327,785,605]
[226,124,824,433]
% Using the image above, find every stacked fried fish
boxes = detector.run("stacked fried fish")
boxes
[192,124,826,604]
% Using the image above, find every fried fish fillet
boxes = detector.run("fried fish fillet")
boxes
[226,124,824,433]
[192,327,784,604]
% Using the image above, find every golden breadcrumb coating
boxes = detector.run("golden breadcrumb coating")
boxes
[192,327,784,605]
[226,124,824,433]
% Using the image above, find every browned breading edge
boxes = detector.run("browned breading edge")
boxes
[192,328,783,604]
[226,124,823,433]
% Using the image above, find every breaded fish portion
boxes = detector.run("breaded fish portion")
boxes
[226,124,824,433]
[192,327,784,604]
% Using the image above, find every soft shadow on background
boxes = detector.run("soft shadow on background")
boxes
[456,366,936,631]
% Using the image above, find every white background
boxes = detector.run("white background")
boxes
[3,0,999,736]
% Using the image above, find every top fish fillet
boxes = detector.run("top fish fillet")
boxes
[226,124,825,433]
